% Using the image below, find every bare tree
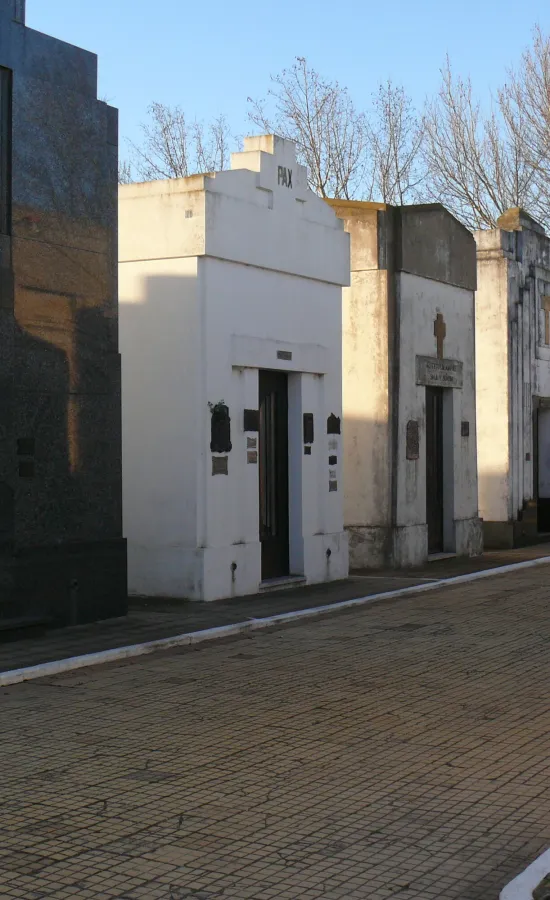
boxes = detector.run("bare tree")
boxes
[499,26,550,225]
[118,160,133,185]
[248,57,370,200]
[127,103,232,182]
[423,58,538,230]
[369,80,425,205]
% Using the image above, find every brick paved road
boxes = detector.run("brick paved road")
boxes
[2,567,550,899]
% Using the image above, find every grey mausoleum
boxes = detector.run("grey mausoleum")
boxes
[0,0,126,629]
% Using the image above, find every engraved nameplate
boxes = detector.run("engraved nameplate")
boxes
[416,356,463,389]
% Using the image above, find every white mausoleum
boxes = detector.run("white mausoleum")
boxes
[119,135,350,601]
[328,201,483,568]
[475,208,550,547]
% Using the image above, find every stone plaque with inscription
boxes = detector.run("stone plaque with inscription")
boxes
[212,456,228,476]
[416,356,463,389]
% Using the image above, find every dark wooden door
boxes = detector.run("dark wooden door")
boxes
[426,387,444,554]
[259,370,289,580]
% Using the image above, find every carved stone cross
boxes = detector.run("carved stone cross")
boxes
[543,296,550,345]
[434,313,446,359]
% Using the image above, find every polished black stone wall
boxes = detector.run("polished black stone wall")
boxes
[0,1,127,628]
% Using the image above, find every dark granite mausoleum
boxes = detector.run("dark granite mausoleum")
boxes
[0,0,127,631]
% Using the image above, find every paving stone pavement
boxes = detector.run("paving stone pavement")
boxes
[2,566,550,899]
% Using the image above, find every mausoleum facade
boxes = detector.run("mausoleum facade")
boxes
[119,135,349,601]
[328,201,483,568]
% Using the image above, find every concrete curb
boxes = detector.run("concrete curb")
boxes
[2,554,550,688]
[500,847,550,898]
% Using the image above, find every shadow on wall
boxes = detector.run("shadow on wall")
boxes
[119,274,199,563]
[0,298,124,625]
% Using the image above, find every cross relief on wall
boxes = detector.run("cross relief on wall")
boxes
[415,313,463,389]
[434,313,446,359]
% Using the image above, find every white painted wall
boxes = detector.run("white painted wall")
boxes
[119,256,201,597]
[120,135,349,601]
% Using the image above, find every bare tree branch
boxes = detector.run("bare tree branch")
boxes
[128,103,233,181]
[369,80,425,205]
[423,57,540,230]
[499,25,550,226]
[247,57,370,200]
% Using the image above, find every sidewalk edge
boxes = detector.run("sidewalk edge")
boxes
[2,555,549,687]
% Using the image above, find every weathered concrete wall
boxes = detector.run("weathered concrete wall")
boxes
[474,233,511,525]
[0,1,126,626]
[396,271,480,563]
[329,200,481,568]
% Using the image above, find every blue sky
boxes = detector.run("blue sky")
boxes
[28,0,549,157]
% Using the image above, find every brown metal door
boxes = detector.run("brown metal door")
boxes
[426,386,444,554]
[259,370,289,580]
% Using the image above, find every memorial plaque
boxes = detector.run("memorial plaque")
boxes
[327,414,341,435]
[329,480,338,492]
[212,456,228,476]
[461,421,470,437]
[416,356,463,389]
[247,437,257,449]
[277,349,292,361]
[243,409,259,432]
[303,413,314,444]
[247,451,258,465]
[406,420,419,460]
